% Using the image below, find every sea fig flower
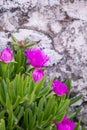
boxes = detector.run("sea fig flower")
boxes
[0,47,13,63]
[24,47,49,67]
[52,80,68,96]
[32,68,44,82]
[55,116,76,130]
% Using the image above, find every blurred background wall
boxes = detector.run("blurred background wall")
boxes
[0,0,87,127]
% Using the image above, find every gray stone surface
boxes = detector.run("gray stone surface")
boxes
[0,0,87,127]
[0,32,9,51]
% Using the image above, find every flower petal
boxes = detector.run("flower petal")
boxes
[0,47,13,63]
[52,80,68,96]
[24,47,49,67]
[32,68,44,82]
[55,116,76,130]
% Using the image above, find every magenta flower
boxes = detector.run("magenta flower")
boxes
[52,80,68,96]
[32,69,44,82]
[55,116,76,130]
[0,47,13,63]
[24,48,49,67]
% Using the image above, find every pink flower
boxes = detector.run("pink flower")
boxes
[55,116,76,130]
[32,69,44,82]
[0,47,13,63]
[52,80,68,96]
[24,48,49,67]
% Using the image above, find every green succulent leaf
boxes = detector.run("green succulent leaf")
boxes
[70,94,83,105]
[0,119,6,130]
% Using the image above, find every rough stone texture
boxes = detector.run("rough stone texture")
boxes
[0,0,87,127]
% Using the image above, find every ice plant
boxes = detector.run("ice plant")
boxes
[0,36,82,130]
[0,47,13,63]
[55,116,76,130]
[32,68,44,82]
[52,80,68,96]
[24,47,49,67]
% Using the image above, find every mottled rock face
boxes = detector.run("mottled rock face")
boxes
[0,0,87,125]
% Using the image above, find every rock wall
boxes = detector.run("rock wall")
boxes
[0,0,87,127]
